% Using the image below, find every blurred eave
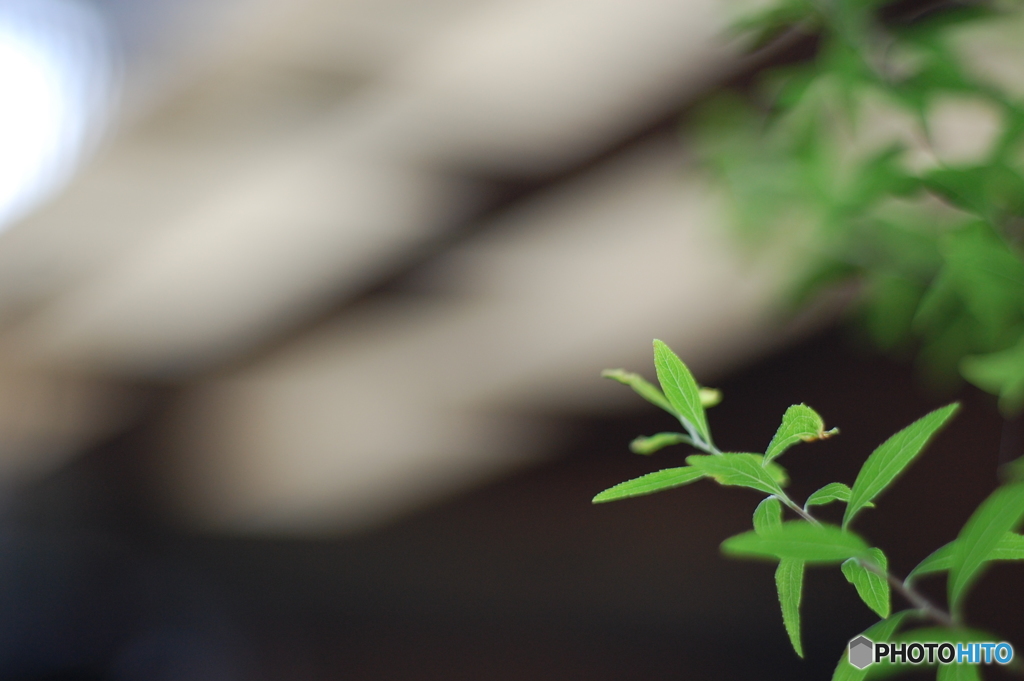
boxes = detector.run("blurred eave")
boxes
[0,0,837,533]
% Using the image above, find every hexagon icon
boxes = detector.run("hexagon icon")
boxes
[849,636,874,670]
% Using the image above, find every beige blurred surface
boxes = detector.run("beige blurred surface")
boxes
[0,0,829,532]
[157,141,814,533]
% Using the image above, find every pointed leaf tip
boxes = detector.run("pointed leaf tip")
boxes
[652,340,711,445]
[592,467,705,503]
[601,368,674,415]
[776,558,805,657]
[907,532,1024,585]
[629,432,693,455]
[844,403,959,528]
[949,481,1024,613]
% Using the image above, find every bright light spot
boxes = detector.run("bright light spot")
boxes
[0,32,70,224]
[0,0,115,230]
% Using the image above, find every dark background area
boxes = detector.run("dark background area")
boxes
[2,328,1020,680]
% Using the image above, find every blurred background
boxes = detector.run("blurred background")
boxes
[0,0,1020,679]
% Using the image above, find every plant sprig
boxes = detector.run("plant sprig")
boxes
[596,340,1024,678]
[698,0,1024,414]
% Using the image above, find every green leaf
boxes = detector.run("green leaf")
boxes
[807,482,851,507]
[843,403,960,528]
[937,225,1024,354]
[841,548,891,618]
[653,340,711,444]
[592,467,705,503]
[905,532,1024,584]
[754,496,783,536]
[722,521,869,563]
[985,532,1024,560]
[687,453,785,495]
[765,404,838,464]
[830,611,913,681]
[699,387,723,408]
[805,482,875,511]
[950,481,1024,613]
[922,166,990,216]
[922,164,1024,222]
[906,541,954,585]
[776,557,805,658]
[601,369,675,415]
[629,432,694,455]
[860,272,927,353]
[962,339,1024,416]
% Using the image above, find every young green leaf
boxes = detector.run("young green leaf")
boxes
[906,541,954,585]
[592,467,705,503]
[722,521,869,563]
[841,548,891,618]
[776,557,805,658]
[906,532,1024,584]
[806,482,852,508]
[687,453,785,496]
[653,340,711,444]
[601,369,675,415]
[830,610,913,681]
[805,483,874,511]
[754,496,783,536]
[843,403,960,528]
[629,432,693,455]
[949,481,1024,613]
[699,387,723,408]
[764,404,838,464]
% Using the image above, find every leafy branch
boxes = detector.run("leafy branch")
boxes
[596,340,1024,679]
[697,0,1024,414]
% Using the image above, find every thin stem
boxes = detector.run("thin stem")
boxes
[777,492,821,526]
[686,418,957,627]
[685,432,722,456]
[788,496,957,628]
[859,558,955,628]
